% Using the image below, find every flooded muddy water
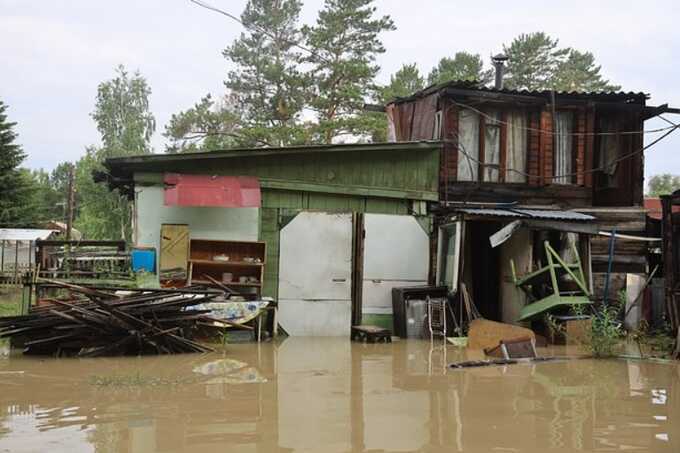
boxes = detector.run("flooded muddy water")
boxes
[0,338,679,452]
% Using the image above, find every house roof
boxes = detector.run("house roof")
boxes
[104,141,442,179]
[644,197,680,220]
[386,79,649,106]
[0,228,56,242]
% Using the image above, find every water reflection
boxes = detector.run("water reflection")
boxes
[0,338,678,452]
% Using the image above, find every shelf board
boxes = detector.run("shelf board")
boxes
[189,259,264,267]
[192,279,262,287]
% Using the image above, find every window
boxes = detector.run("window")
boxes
[437,221,462,293]
[506,111,527,183]
[597,117,620,188]
[457,109,480,182]
[433,110,442,139]
[456,108,528,183]
[484,111,501,182]
[554,111,574,184]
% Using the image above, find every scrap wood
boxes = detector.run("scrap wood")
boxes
[449,356,560,369]
[0,281,224,357]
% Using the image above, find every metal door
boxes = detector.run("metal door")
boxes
[362,214,429,318]
[278,212,353,336]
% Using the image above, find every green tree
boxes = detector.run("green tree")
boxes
[0,100,34,226]
[381,63,425,103]
[503,32,619,92]
[552,49,620,92]
[164,94,244,153]
[78,66,156,241]
[503,32,566,90]
[92,65,156,157]
[648,174,680,196]
[427,52,492,86]
[303,0,395,143]
[223,0,307,147]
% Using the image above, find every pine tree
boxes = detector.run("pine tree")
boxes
[303,0,395,143]
[427,52,493,86]
[224,0,307,147]
[503,32,567,90]
[381,63,425,103]
[0,100,31,226]
[552,49,620,92]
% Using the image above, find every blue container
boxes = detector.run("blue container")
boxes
[131,247,156,273]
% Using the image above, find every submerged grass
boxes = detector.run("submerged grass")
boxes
[88,372,200,387]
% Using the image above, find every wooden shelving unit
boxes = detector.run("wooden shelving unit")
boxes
[188,239,266,295]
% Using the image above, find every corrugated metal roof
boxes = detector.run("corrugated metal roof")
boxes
[387,79,648,105]
[455,208,595,222]
[0,229,56,241]
[511,209,594,221]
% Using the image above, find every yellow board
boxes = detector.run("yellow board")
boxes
[159,224,190,277]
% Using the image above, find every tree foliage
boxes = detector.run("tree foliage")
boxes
[381,63,424,103]
[503,32,619,92]
[0,100,34,226]
[427,52,492,86]
[76,66,155,241]
[648,174,680,197]
[223,0,308,146]
[302,0,395,143]
[164,94,243,153]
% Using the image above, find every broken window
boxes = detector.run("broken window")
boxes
[457,109,480,181]
[554,111,574,184]
[484,111,501,182]
[506,111,527,183]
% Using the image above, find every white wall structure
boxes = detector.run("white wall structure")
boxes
[134,186,259,268]
[278,212,353,336]
[362,214,429,316]
[499,228,532,324]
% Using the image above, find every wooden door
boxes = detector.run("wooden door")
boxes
[159,224,190,279]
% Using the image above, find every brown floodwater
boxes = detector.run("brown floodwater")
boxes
[0,338,679,452]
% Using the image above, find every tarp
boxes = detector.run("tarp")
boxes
[0,229,56,242]
[164,173,261,208]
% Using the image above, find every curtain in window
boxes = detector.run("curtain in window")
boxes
[457,109,479,181]
[598,117,620,187]
[484,111,501,182]
[554,112,574,184]
[506,111,527,183]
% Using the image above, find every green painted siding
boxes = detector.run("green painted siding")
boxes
[262,190,409,214]
[130,144,440,202]
[259,208,280,299]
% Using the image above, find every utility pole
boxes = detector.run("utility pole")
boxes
[65,164,75,241]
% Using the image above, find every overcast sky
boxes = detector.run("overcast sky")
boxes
[2,0,679,184]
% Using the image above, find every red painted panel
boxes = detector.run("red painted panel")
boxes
[164,174,261,208]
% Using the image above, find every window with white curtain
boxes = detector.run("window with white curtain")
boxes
[554,112,574,184]
[506,111,527,183]
[484,111,501,182]
[598,117,620,187]
[457,109,479,181]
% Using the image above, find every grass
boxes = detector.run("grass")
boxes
[0,288,24,317]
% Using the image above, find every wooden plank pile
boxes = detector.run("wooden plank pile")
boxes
[0,279,222,357]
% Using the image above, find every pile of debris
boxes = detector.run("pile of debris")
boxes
[0,279,222,357]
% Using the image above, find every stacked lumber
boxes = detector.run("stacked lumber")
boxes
[0,280,222,357]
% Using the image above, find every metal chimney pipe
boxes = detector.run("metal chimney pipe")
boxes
[491,53,509,90]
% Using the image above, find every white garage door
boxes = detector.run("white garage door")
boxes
[278,212,353,336]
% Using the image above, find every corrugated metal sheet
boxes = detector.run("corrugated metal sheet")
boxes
[455,208,594,222]
[387,80,648,105]
[0,229,56,241]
